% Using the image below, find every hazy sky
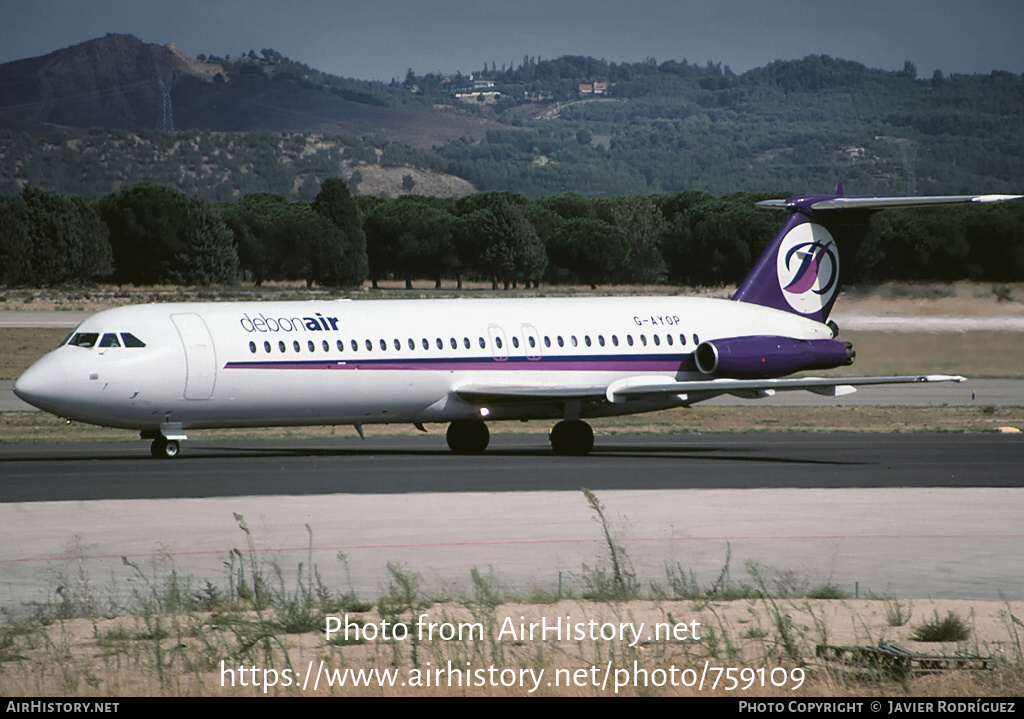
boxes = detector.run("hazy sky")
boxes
[2,0,1022,82]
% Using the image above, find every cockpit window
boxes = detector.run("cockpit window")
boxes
[99,333,121,348]
[121,333,146,348]
[67,332,99,348]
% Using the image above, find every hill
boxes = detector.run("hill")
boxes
[1,37,1022,200]
[0,34,498,148]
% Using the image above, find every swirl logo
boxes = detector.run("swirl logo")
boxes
[775,222,839,314]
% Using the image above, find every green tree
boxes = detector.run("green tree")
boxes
[221,193,290,285]
[610,195,667,283]
[226,192,357,287]
[312,178,369,286]
[460,195,547,289]
[547,218,628,288]
[1,188,112,285]
[101,184,194,284]
[168,205,240,285]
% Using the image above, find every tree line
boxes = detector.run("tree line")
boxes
[2,182,1023,288]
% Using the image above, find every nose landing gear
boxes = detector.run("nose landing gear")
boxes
[150,437,181,459]
[142,427,187,459]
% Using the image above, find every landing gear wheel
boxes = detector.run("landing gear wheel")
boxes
[446,420,490,454]
[549,420,594,456]
[150,437,180,459]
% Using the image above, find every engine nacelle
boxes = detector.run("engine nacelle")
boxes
[694,335,854,379]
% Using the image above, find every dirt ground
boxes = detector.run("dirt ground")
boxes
[1,598,1021,696]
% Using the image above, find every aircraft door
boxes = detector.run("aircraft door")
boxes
[171,313,217,400]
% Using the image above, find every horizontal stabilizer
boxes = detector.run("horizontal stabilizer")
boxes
[757,194,1022,212]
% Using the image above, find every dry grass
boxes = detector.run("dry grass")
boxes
[1,595,1020,697]
[1,328,70,379]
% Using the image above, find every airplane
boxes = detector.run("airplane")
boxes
[13,189,1021,458]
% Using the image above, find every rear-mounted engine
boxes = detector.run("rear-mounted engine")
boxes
[694,336,854,379]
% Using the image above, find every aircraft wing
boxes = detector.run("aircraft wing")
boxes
[455,374,966,406]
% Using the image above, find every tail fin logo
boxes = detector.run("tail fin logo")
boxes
[776,222,839,314]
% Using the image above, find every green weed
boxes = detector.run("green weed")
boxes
[911,610,971,642]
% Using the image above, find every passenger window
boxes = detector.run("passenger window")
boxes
[408,339,415,350]
[99,333,121,348]
[463,337,470,349]
[395,339,401,351]
[598,335,605,347]
[693,334,700,345]
[495,336,503,349]
[557,336,564,347]
[322,340,329,352]
[512,336,520,349]
[627,335,634,346]
[528,336,536,348]
[640,335,647,346]
[422,338,429,350]
[479,337,486,349]
[293,341,300,352]
[436,338,443,350]
[279,341,286,353]
[337,340,344,352]
[365,339,372,351]
[249,342,256,354]
[121,333,146,348]
[667,334,674,346]
[679,334,686,345]
[450,338,457,350]
[380,339,387,351]
[653,335,660,346]
[308,341,316,352]
[543,336,551,348]
[584,336,592,347]
[612,335,619,346]
[264,341,271,353]
[571,336,578,347]
[351,339,358,352]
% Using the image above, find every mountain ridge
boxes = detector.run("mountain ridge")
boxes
[0,34,497,148]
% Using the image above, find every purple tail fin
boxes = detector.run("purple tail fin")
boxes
[732,193,869,322]
[733,190,1022,322]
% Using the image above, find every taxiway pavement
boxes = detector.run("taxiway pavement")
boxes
[1,434,1021,610]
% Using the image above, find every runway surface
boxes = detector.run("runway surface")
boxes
[1,433,1021,610]
[2,433,1022,502]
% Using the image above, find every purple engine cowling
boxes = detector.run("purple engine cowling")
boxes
[694,336,855,379]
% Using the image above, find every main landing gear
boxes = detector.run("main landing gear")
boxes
[549,419,594,456]
[445,419,595,456]
[446,420,490,454]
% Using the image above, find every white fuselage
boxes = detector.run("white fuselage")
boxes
[15,296,830,431]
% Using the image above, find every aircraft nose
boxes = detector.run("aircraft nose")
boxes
[13,352,69,415]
